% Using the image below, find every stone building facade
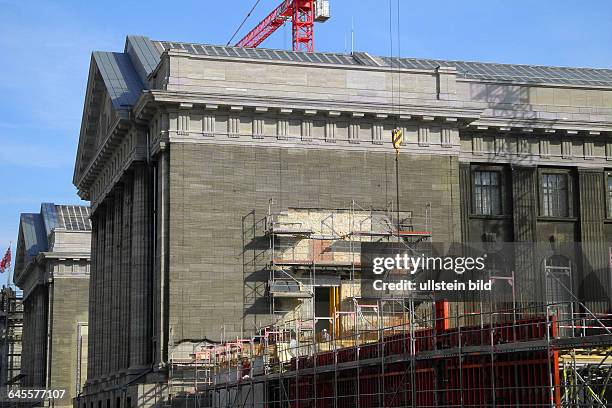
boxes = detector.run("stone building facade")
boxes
[14,203,90,407]
[73,36,612,407]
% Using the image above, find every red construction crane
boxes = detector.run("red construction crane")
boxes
[236,0,330,53]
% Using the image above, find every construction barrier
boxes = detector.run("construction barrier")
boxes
[285,316,561,408]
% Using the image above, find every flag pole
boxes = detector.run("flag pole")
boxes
[1,242,12,288]
[7,242,12,288]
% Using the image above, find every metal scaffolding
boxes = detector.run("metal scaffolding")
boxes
[179,303,611,407]
[166,202,612,407]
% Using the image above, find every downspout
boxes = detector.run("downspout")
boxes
[159,146,170,367]
[45,276,54,406]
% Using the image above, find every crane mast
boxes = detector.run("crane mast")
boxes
[236,0,329,53]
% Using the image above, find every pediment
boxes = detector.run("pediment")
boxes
[73,51,145,197]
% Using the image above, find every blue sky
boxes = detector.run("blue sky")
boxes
[0,0,611,282]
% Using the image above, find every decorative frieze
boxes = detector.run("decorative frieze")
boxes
[399,126,407,145]
[228,115,240,138]
[372,124,383,145]
[301,119,312,142]
[517,137,530,157]
[177,113,189,135]
[441,128,452,148]
[203,113,215,137]
[252,118,264,139]
[495,135,507,156]
[348,123,359,144]
[418,126,430,147]
[472,134,483,155]
[277,118,288,140]
[539,139,550,159]
[325,120,335,143]
[562,137,572,159]
[161,106,475,152]
[584,140,594,160]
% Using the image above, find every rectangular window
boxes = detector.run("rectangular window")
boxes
[541,173,569,217]
[473,171,502,215]
[608,175,612,218]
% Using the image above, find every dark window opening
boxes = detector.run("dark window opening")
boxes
[607,175,612,218]
[314,287,331,334]
[541,173,569,217]
[473,170,502,215]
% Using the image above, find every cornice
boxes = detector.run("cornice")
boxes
[135,90,484,123]
[469,117,612,134]
[75,114,131,193]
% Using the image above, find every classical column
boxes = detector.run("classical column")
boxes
[577,168,608,310]
[121,176,133,370]
[511,166,538,305]
[458,163,470,242]
[512,166,537,242]
[129,164,151,370]
[94,206,106,379]
[87,213,98,381]
[102,198,114,376]
[36,287,48,386]
[111,188,123,374]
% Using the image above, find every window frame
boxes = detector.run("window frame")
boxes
[470,165,507,217]
[605,171,612,220]
[538,168,574,219]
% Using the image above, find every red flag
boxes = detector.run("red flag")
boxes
[0,246,11,273]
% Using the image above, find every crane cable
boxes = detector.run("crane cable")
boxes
[227,0,264,46]
[397,0,401,118]
[390,0,401,119]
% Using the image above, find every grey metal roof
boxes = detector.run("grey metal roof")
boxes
[92,35,612,114]
[22,204,91,255]
[15,203,91,279]
[153,40,361,66]
[93,51,144,109]
[382,57,612,87]
[151,38,612,87]
[40,202,58,237]
[19,214,48,257]
[54,205,91,231]
[125,35,162,84]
